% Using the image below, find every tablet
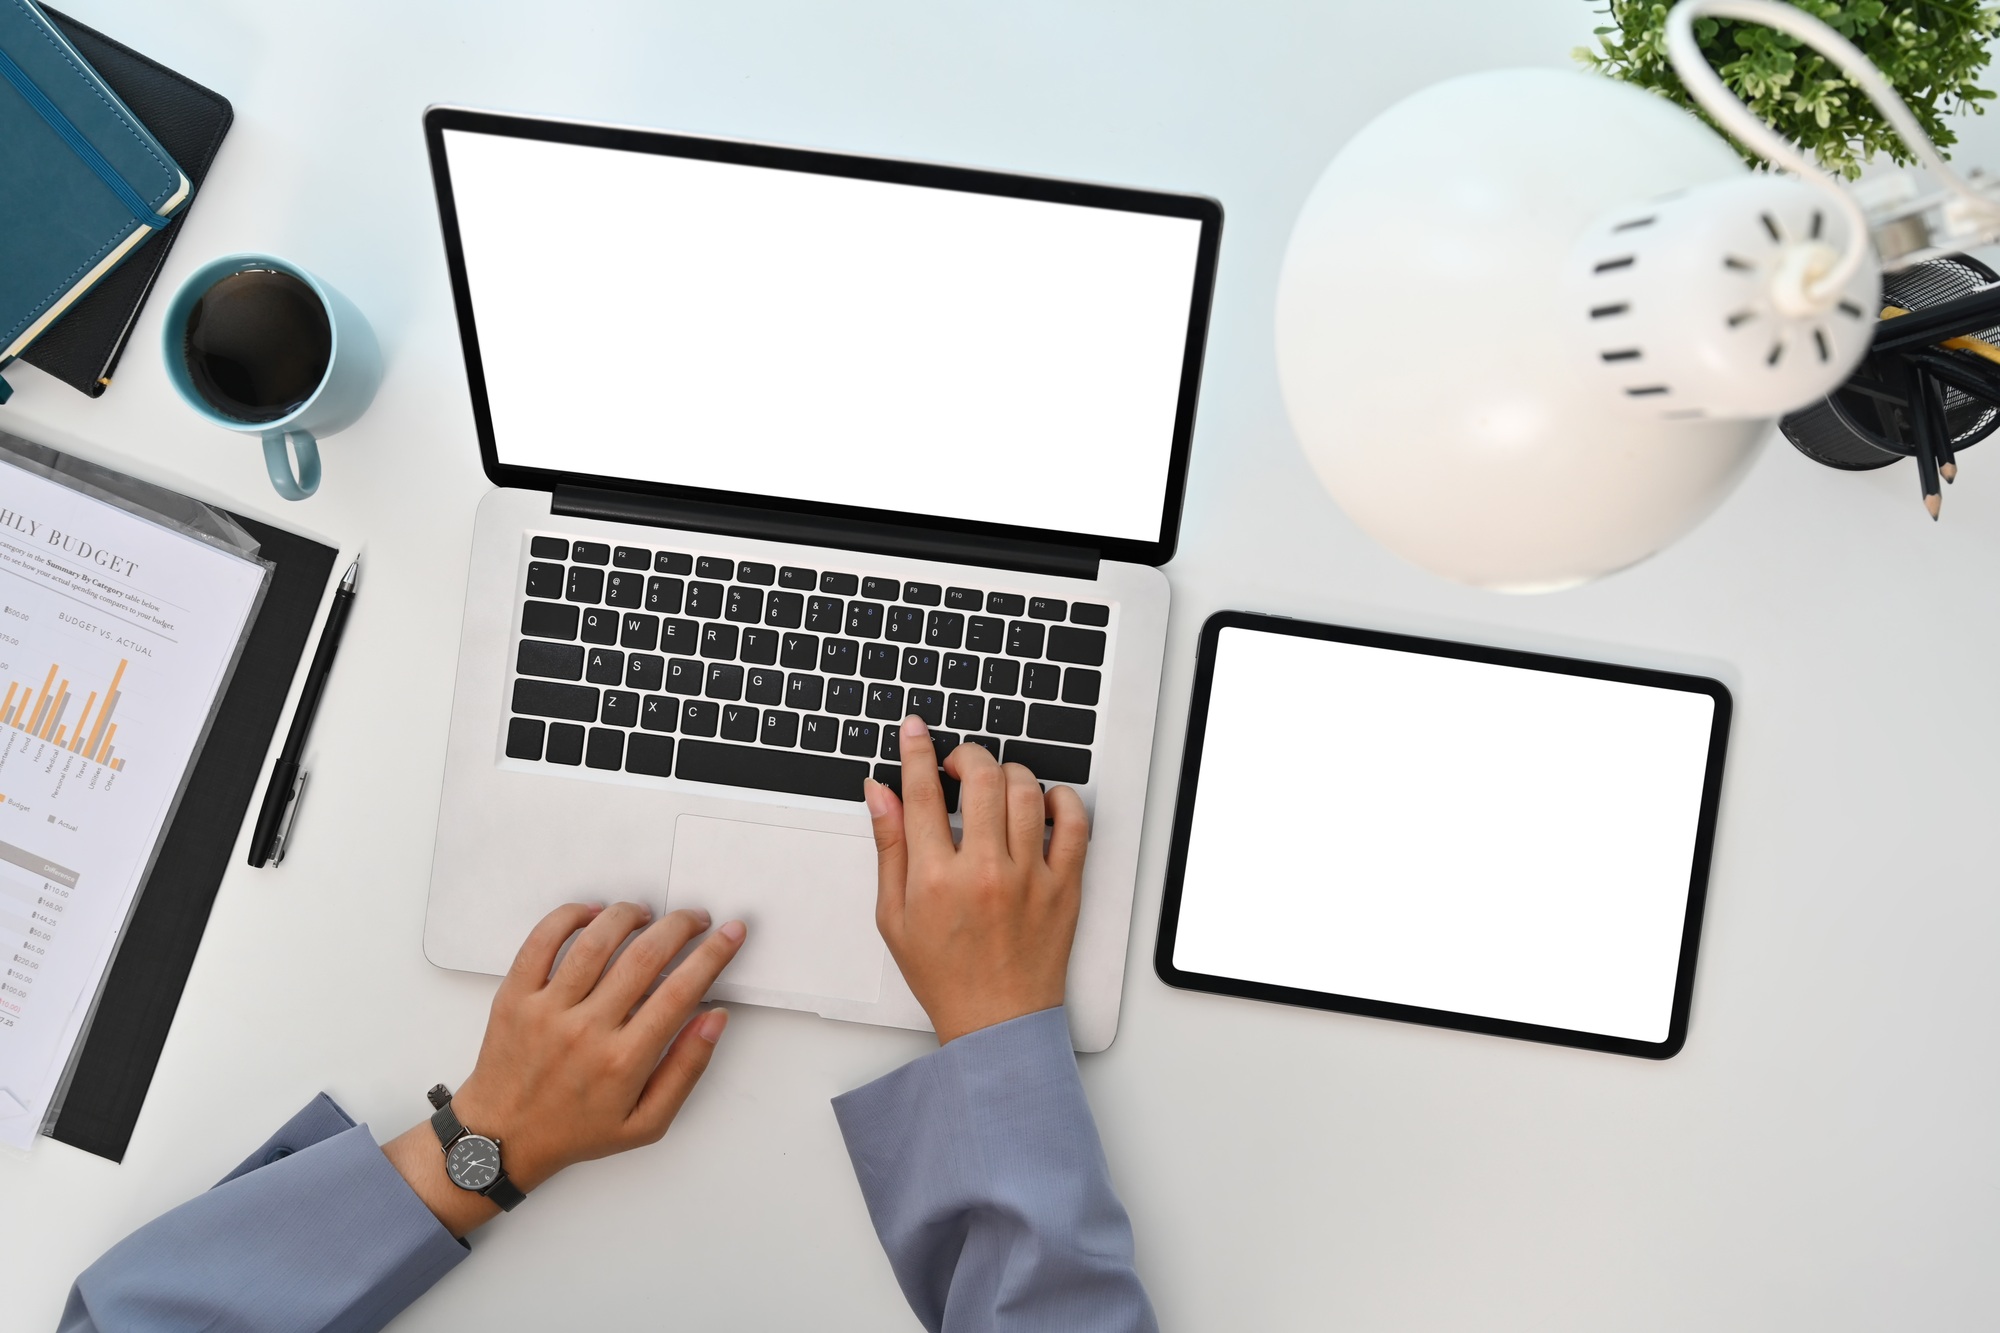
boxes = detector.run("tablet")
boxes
[1154,612,1730,1058]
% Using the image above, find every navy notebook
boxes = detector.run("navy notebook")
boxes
[0,0,189,398]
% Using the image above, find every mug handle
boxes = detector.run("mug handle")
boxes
[262,430,321,501]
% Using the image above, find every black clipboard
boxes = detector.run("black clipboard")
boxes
[49,512,335,1160]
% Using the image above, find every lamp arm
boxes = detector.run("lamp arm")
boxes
[1664,0,2000,304]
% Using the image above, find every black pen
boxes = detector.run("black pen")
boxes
[248,559,359,867]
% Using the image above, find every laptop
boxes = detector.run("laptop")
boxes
[419,107,1223,1052]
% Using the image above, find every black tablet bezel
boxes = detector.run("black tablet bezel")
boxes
[421,105,1224,569]
[1153,611,1732,1060]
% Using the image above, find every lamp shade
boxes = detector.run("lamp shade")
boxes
[1276,69,1772,591]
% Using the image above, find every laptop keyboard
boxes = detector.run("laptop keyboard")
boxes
[502,534,1112,811]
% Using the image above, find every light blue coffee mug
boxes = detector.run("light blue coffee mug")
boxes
[161,254,381,501]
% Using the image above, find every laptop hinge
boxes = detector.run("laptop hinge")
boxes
[551,485,1101,580]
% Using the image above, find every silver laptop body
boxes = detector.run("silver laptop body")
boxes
[419,108,1222,1052]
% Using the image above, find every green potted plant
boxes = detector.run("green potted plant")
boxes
[1577,0,1999,178]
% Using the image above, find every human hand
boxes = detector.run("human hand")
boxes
[383,901,744,1236]
[864,715,1089,1045]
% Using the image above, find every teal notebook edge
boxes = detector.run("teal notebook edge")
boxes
[0,0,189,394]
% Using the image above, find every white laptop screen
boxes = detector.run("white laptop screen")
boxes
[439,127,1211,548]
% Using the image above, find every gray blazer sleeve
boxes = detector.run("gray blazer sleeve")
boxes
[58,1093,466,1333]
[832,1007,1158,1333]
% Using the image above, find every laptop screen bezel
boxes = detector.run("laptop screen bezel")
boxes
[422,105,1223,569]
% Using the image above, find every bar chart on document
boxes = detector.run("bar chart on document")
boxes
[0,454,266,1148]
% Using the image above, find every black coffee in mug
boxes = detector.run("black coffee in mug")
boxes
[181,268,334,423]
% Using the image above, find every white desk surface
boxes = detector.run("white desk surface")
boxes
[6,1,1998,1327]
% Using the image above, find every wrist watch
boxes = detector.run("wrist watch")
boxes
[427,1083,527,1211]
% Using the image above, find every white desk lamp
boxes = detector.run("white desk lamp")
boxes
[1276,0,2000,591]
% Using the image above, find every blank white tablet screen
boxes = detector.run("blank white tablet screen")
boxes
[1172,628,1717,1043]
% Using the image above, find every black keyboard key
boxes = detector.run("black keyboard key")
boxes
[1027,703,1096,745]
[659,617,701,655]
[900,648,939,685]
[925,611,964,650]
[826,679,863,716]
[525,559,566,600]
[506,717,544,760]
[861,642,900,681]
[696,557,735,580]
[908,689,944,727]
[820,571,859,595]
[646,576,685,614]
[700,623,739,659]
[779,565,817,589]
[1006,621,1045,658]
[566,567,604,604]
[786,672,824,711]
[681,701,719,737]
[518,640,584,681]
[781,632,820,670]
[620,613,660,651]
[664,658,703,694]
[1062,668,1102,706]
[726,586,764,624]
[846,602,884,638]
[945,586,982,610]
[806,596,845,632]
[967,616,1004,653]
[800,715,840,753]
[656,551,692,575]
[546,723,585,765]
[626,732,675,777]
[580,606,619,645]
[903,582,942,606]
[941,653,980,690]
[946,693,983,729]
[986,592,1026,616]
[872,762,961,815]
[737,561,776,586]
[522,600,579,640]
[530,536,569,560]
[886,606,925,643]
[840,719,878,757]
[641,694,679,732]
[931,730,961,762]
[602,690,640,728]
[1070,602,1110,627]
[571,542,611,566]
[740,628,779,665]
[626,653,665,692]
[1004,740,1091,785]
[761,709,800,746]
[982,658,1020,695]
[986,698,1025,735]
[862,577,900,600]
[613,546,651,570]
[720,703,759,742]
[585,648,625,685]
[677,738,865,800]
[1021,662,1061,700]
[880,726,900,761]
[513,679,599,722]
[1028,597,1066,621]
[765,591,804,628]
[686,581,724,618]
[964,734,1001,759]
[706,663,745,700]
[1046,626,1106,666]
[865,683,905,720]
[745,666,785,705]
[821,638,858,675]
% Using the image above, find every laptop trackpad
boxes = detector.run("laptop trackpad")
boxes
[665,815,884,1004]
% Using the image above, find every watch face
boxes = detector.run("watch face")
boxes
[446,1134,502,1192]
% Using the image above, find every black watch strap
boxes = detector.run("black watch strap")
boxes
[426,1084,525,1211]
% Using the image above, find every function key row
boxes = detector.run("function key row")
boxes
[529,537,1107,626]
